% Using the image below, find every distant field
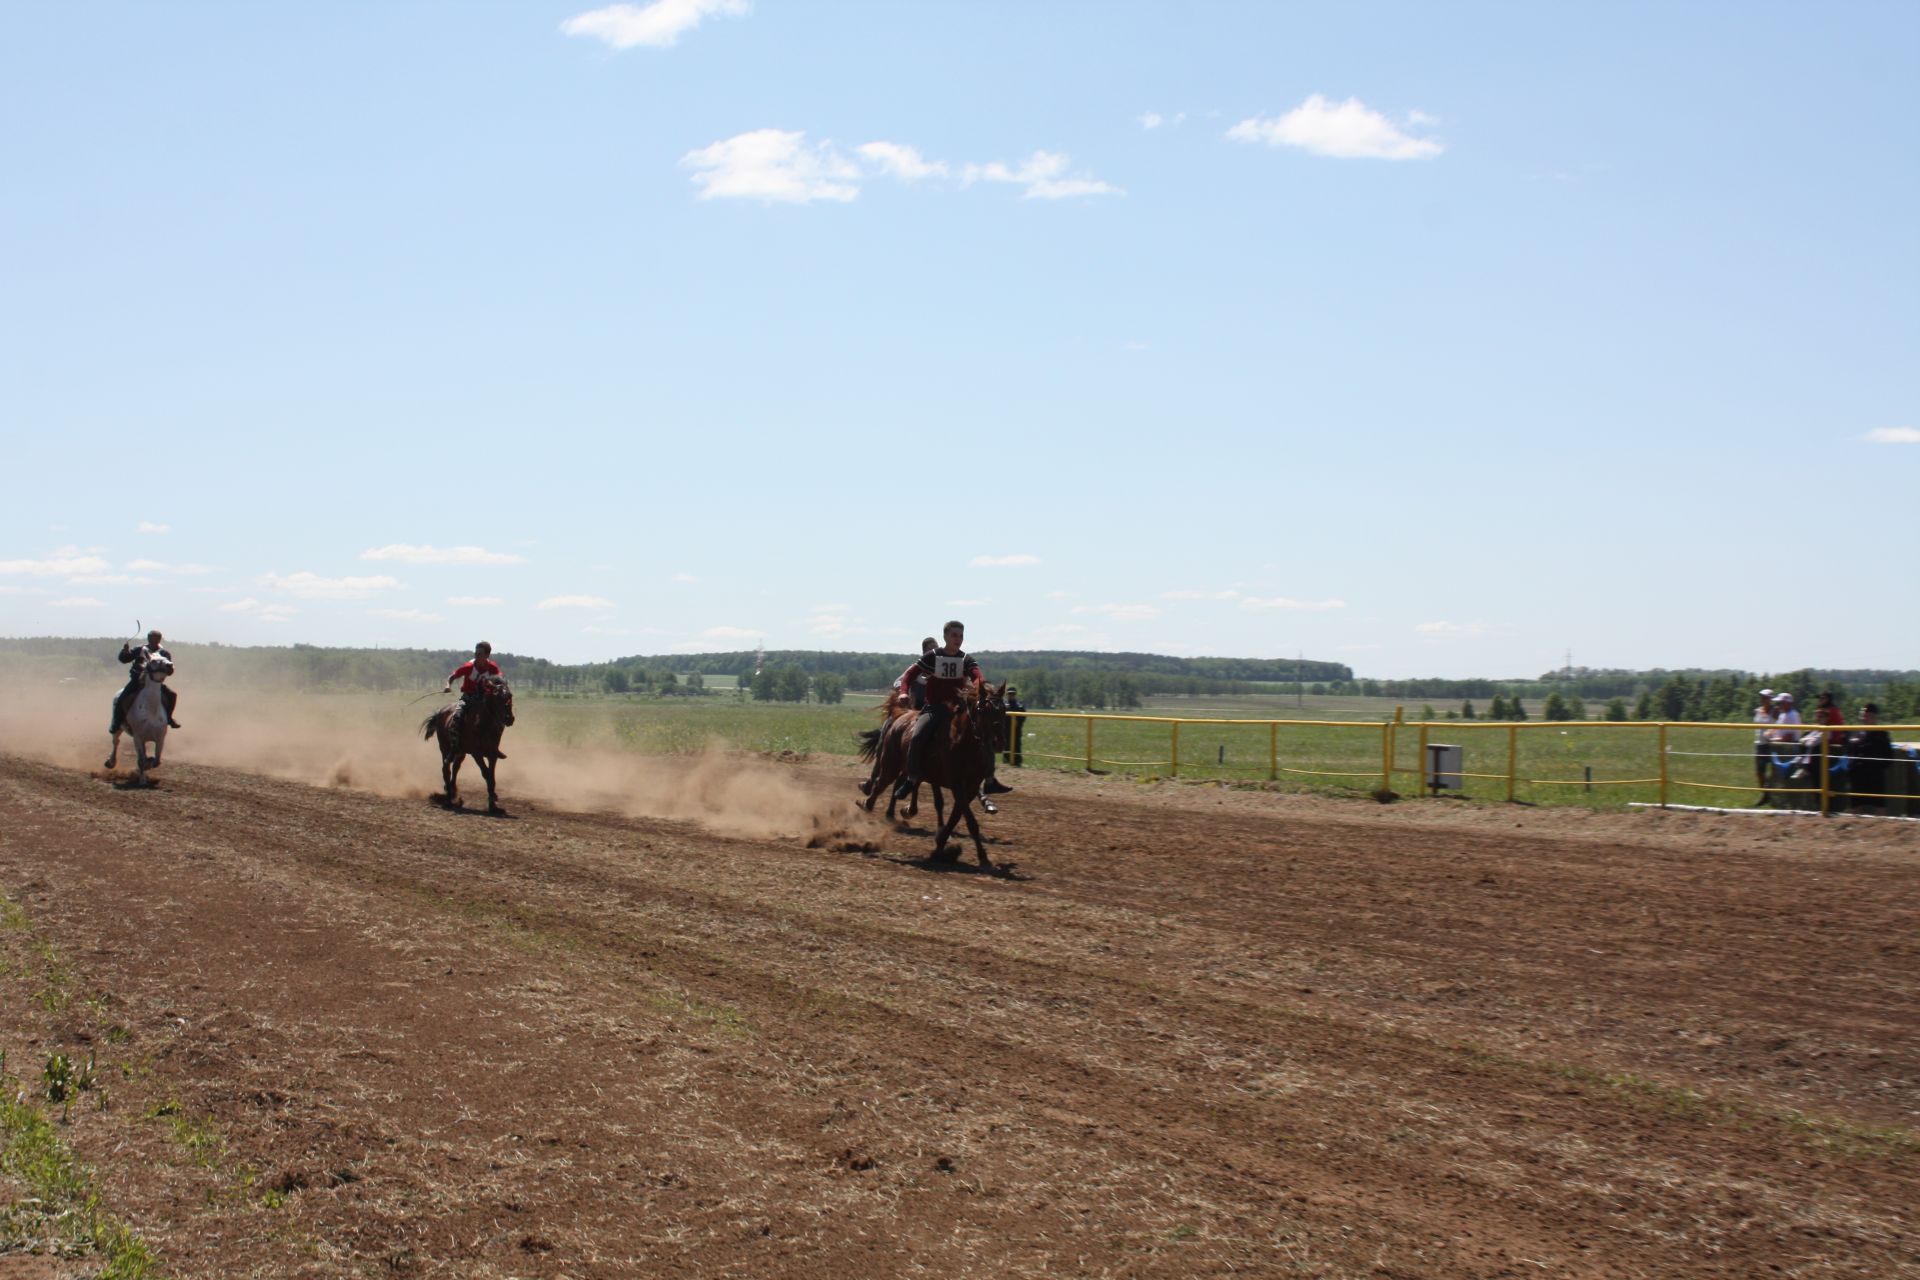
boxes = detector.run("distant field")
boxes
[15,675,1894,812]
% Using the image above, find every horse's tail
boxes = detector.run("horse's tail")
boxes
[421,711,441,741]
[856,727,883,763]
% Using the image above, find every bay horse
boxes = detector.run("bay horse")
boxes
[858,691,946,828]
[859,682,1007,869]
[422,673,514,815]
[104,655,173,787]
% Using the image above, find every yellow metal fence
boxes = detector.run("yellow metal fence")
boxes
[1007,712,1920,813]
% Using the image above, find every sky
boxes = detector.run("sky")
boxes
[1,1,1914,678]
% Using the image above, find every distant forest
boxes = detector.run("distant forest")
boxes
[4,637,1915,718]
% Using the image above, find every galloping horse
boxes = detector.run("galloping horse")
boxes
[105,655,173,787]
[857,690,947,827]
[859,682,1007,869]
[422,673,515,815]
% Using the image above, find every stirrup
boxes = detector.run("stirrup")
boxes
[981,797,998,815]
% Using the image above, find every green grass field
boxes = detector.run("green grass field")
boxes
[508,691,1905,812]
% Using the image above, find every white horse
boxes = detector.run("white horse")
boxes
[105,656,173,787]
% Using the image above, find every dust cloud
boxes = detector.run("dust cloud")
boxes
[0,677,878,848]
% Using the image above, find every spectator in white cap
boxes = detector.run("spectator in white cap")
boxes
[1753,688,1777,805]
[1769,692,1802,743]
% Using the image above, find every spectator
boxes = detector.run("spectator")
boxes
[1004,684,1026,768]
[1843,703,1893,815]
[1752,687,1776,807]
[1769,693,1802,739]
[1812,690,1847,739]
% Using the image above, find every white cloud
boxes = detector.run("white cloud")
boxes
[560,0,748,50]
[855,141,948,181]
[1406,109,1439,127]
[1415,620,1497,637]
[1241,596,1346,611]
[963,150,1123,200]
[670,571,698,583]
[360,543,528,566]
[1138,112,1164,130]
[446,595,505,606]
[683,129,861,204]
[537,595,615,610]
[136,521,170,534]
[1227,94,1443,160]
[701,625,758,639]
[970,553,1042,568]
[263,571,403,600]
[1863,426,1920,444]
[51,596,105,609]
[0,554,111,577]
[1072,603,1163,621]
[124,559,215,575]
[220,597,299,621]
[67,574,156,587]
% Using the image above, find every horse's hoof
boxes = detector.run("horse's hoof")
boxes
[487,805,506,817]
[931,845,960,865]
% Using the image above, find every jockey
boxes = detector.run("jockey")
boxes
[892,619,1014,808]
[443,641,506,756]
[111,629,180,733]
[859,637,939,797]
[896,636,938,709]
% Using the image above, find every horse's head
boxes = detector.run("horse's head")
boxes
[143,656,174,683]
[482,673,515,727]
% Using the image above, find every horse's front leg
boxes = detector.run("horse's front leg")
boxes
[930,789,967,863]
[961,802,992,870]
[104,729,120,770]
[475,753,505,816]
[444,751,464,808]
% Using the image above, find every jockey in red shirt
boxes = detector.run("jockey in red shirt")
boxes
[895,636,938,708]
[443,641,506,754]
[892,620,1012,807]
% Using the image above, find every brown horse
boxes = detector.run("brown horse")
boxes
[422,673,515,815]
[860,682,1006,869]
[857,691,945,827]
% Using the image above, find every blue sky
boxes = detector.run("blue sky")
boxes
[2,1,1914,677]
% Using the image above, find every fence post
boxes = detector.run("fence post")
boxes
[1819,729,1831,816]
[1170,721,1180,778]
[1506,724,1518,803]
[1084,716,1094,772]
[1380,723,1393,795]
[1418,723,1430,796]
[1268,722,1278,782]
[1658,723,1669,808]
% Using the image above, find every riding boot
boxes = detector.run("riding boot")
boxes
[108,684,134,735]
[162,686,181,729]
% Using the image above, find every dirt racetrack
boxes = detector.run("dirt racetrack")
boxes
[0,749,1915,1278]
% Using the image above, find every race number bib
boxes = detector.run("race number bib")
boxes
[933,654,966,681]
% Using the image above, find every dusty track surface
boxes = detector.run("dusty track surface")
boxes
[0,753,1915,1278]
